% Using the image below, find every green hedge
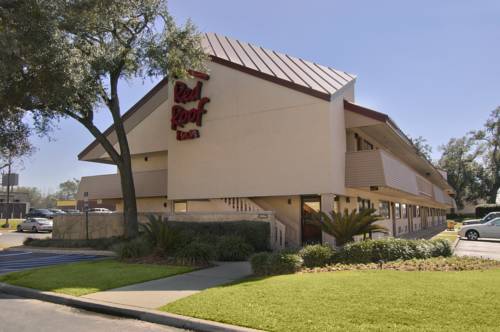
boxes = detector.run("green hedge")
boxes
[250,252,303,276]
[475,204,500,218]
[170,221,270,251]
[335,238,453,264]
[299,244,335,268]
[446,213,476,221]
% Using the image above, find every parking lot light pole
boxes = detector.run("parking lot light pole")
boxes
[1,158,12,229]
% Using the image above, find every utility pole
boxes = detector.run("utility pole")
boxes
[2,155,12,228]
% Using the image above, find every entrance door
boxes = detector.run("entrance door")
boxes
[301,195,322,245]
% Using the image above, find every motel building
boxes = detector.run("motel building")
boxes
[77,33,455,248]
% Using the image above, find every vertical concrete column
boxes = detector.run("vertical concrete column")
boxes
[320,193,336,247]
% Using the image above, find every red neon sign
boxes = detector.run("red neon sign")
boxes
[171,73,210,141]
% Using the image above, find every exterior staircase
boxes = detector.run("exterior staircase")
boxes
[213,197,286,250]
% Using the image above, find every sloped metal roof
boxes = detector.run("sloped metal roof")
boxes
[201,32,356,100]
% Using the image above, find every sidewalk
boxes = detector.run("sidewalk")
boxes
[399,225,447,240]
[83,261,252,309]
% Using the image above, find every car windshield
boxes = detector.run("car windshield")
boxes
[36,209,52,214]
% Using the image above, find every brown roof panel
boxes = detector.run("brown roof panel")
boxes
[202,32,356,97]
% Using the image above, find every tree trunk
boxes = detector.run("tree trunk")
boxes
[109,73,139,238]
[117,152,139,238]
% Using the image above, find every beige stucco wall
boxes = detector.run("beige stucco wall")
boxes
[167,61,352,200]
[116,197,169,213]
[131,152,168,172]
[253,196,302,246]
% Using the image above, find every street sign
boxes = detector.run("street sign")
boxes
[2,173,19,186]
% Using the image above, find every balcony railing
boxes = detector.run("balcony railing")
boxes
[346,149,451,205]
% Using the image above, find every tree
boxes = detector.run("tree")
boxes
[55,178,80,200]
[310,208,388,246]
[409,136,433,162]
[16,186,43,208]
[0,0,206,237]
[471,107,500,204]
[438,136,485,210]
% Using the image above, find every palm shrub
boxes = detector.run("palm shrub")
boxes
[309,208,388,246]
[141,215,179,256]
[175,242,216,266]
[112,236,152,259]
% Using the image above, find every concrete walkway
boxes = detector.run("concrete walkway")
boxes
[399,225,447,240]
[83,261,252,309]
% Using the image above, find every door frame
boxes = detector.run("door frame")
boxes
[300,195,322,245]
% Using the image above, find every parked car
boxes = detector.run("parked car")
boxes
[27,208,55,219]
[64,209,81,215]
[459,217,500,240]
[49,208,67,215]
[17,218,53,233]
[86,208,113,214]
[462,212,500,225]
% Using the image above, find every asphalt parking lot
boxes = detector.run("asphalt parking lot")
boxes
[0,251,103,275]
[455,239,500,261]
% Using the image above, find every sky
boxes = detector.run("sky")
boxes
[11,0,500,193]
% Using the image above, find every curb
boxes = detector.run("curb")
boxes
[0,282,261,332]
[452,237,461,251]
[4,246,116,257]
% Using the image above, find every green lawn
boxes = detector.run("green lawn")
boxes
[432,222,461,243]
[0,259,193,296]
[432,230,458,242]
[0,219,22,230]
[163,269,500,332]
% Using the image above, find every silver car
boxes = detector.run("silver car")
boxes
[459,217,500,240]
[17,218,53,233]
[463,212,500,225]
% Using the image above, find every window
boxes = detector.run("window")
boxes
[354,133,374,151]
[174,201,187,213]
[401,204,407,218]
[358,198,371,211]
[363,140,374,150]
[378,201,390,219]
[395,203,401,219]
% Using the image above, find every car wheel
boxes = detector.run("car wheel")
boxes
[32,226,38,233]
[17,225,22,232]
[466,230,479,241]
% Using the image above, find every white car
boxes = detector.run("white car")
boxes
[17,218,53,233]
[459,217,500,240]
[86,208,113,214]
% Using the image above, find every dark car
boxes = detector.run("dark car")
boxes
[49,208,67,216]
[27,208,55,219]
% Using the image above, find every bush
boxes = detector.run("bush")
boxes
[175,242,216,266]
[216,236,254,261]
[169,221,270,251]
[250,252,272,276]
[302,256,500,273]
[268,252,303,275]
[23,236,123,250]
[299,244,335,268]
[430,239,453,257]
[335,238,453,264]
[250,251,303,276]
[475,204,500,218]
[112,236,152,259]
